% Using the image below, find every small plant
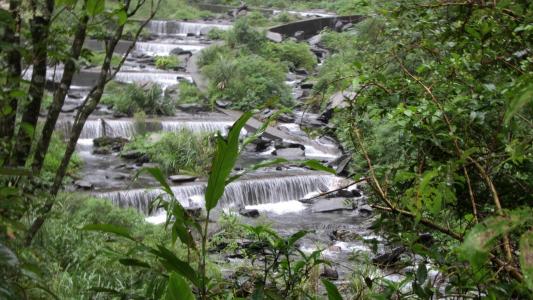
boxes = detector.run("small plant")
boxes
[263,40,317,72]
[102,82,174,116]
[206,28,226,40]
[177,81,207,105]
[154,55,180,70]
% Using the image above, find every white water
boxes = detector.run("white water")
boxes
[135,42,206,56]
[161,120,233,134]
[114,71,192,87]
[149,20,231,37]
[96,172,345,215]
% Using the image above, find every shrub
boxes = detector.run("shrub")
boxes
[41,133,82,184]
[123,130,215,176]
[154,55,180,70]
[224,17,266,52]
[263,41,317,71]
[206,28,226,40]
[102,82,175,116]
[177,81,207,105]
[203,54,292,110]
[197,44,232,68]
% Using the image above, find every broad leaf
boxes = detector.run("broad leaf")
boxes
[302,159,336,174]
[322,279,343,300]
[87,0,105,16]
[520,230,533,291]
[82,224,135,241]
[150,245,199,286]
[205,112,252,211]
[119,258,151,268]
[165,272,195,300]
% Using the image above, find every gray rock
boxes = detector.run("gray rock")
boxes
[169,47,184,55]
[319,91,356,123]
[274,140,305,150]
[342,22,354,31]
[169,175,197,183]
[300,80,316,89]
[311,197,354,213]
[308,34,322,46]
[120,150,144,160]
[278,113,295,123]
[215,100,231,108]
[320,266,339,280]
[239,208,260,218]
[68,92,83,99]
[372,247,405,267]
[351,189,362,197]
[326,189,353,198]
[294,68,308,75]
[253,137,272,152]
[177,103,207,113]
[294,30,305,40]
[273,147,305,158]
[329,229,360,242]
[93,136,128,151]
[75,180,93,190]
[358,204,373,216]
[334,20,344,32]
[61,104,79,113]
[186,207,202,218]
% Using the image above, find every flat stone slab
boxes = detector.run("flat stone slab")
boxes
[169,175,197,183]
[311,197,354,213]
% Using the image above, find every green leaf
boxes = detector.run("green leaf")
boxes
[322,279,343,300]
[505,82,533,124]
[165,272,195,300]
[0,243,19,267]
[116,9,127,26]
[302,159,336,174]
[416,262,428,283]
[87,0,105,16]
[520,230,533,291]
[139,167,174,197]
[82,224,135,241]
[205,112,252,211]
[150,245,199,287]
[119,258,151,268]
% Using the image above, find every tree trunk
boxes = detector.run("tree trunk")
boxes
[0,0,22,159]
[11,0,54,166]
[25,24,126,246]
[32,13,89,173]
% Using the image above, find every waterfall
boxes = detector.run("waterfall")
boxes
[148,20,231,37]
[94,172,345,215]
[56,119,104,139]
[135,42,206,56]
[114,71,192,87]
[161,121,233,134]
[104,120,137,138]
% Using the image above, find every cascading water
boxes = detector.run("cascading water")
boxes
[104,120,137,137]
[148,20,231,37]
[135,42,206,56]
[94,172,346,215]
[56,119,103,139]
[114,71,192,87]
[161,120,233,134]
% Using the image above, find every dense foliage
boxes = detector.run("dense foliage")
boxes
[102,82,175,116]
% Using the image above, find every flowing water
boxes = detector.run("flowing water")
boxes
[148,20,231,37]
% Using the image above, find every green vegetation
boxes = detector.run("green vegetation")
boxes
[176,81,208,105]
[136,0,213,20]
[102,82,175,116]
[123,130,215,175]
[154,55,180,70]
[41,133,82,184]
[86,51,123,68]
[263,40,317,72]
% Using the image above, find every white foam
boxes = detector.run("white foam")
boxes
[245,200,306,215]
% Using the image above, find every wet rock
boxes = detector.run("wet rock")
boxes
[120,150,144,160]
[351,189,362,197]
[274,140,305,150]
[169,47,184,55]
[92,147,111,155]
[61,104,79,113]
[239,207,260,218]
[320,266,339,280]
[112,111,128,118]
[177,103,207,113]
[342,22,354,31]
[300,80,316,89]
[416,233,434,247]
[75,180,93,190]
[329,154,352,176]
[278,112,295,123]
[311,197,354,213]
[328,245,342,252]
[294,30,305,40]
[215,100,231,108]
[334,20,344,32]
[319,91,355,123]
[112,174,128,180]
[308,34,322,46]
[273,147,305,158]
[372,247,406,267]
[93,136,128,151]
[186,207,203,218]
[253,137,272,152]
[294,68,308,76]
[169,175,197,183]
[326,189,353,198]
[358,204,373,216]
[68,92,83,99]
[329,229,360,242]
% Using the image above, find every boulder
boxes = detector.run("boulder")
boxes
[120,150,144,160]
[278,112,295,123]
[342,22,354,31]
[68,92,83,99]
[326,189,354,198]
[239,207,260,218]
[74,180,93,190]
[93,136,128,151]
[300,80,316,89]
[294,30,305,41]
[273,147,305,158]
[415,233,434,247]
[294,68,308,76]
[92,147,111,155]
[169,47,184,55]
[61,104,79,113]
[215,100,231,108]
[253,137,272,152]
[334,20,344,32]
[351,189,362,197]
[308,34,322,46]
[311,197,354,213]
[320,266,339,280]
[319,91,356,123]
[329,229,360,242]
[372,247,406,267]
[274,140,305,150]
[169,175,197,183]
[186,207,203,218]
[329,154,352,175]
[358,204,373,216]
[177,103,207,113]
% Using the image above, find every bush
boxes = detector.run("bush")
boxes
[102,82,175,116]
[263,41,317,71]
[197,44,232,68]
[206,28,226,40]
[203,54,292,110]
[177,81,207,105]
[155,55,180,70]
[41,133,82,184]
[35,194,168,299]
[224,17,266,52]
[123,130,215,176]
